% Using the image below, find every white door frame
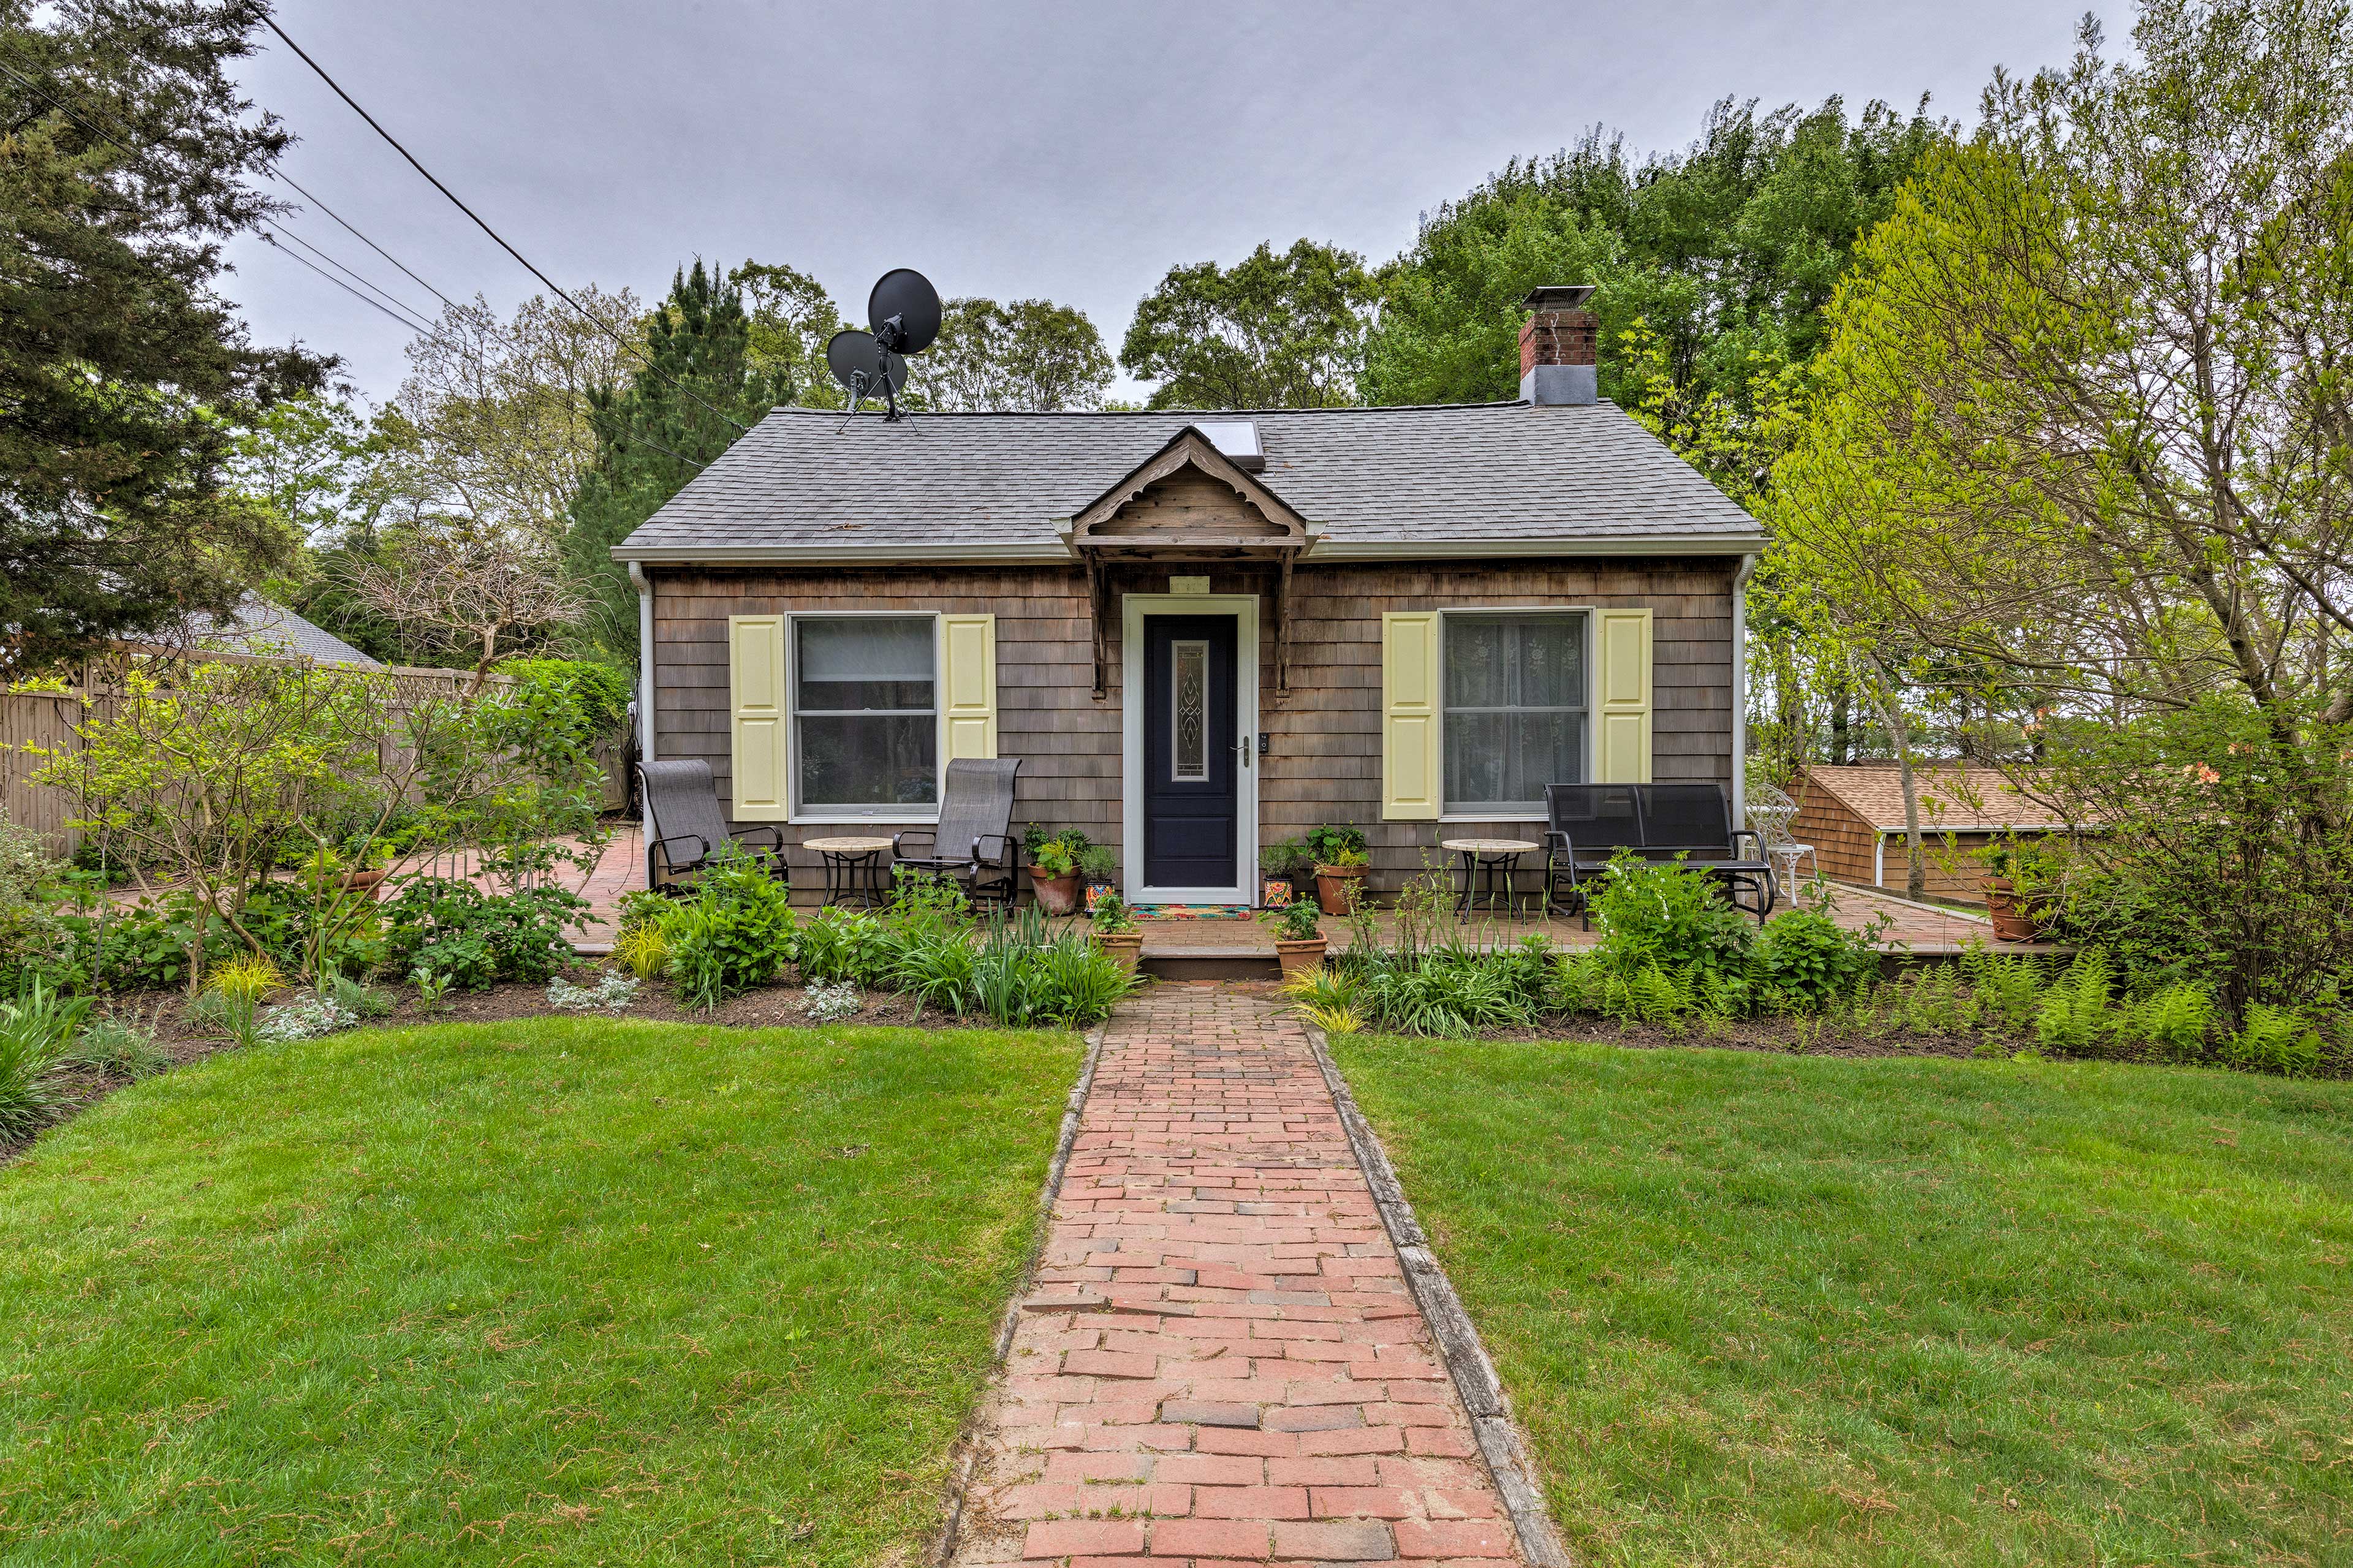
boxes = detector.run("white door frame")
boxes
[1122,591,1260,906]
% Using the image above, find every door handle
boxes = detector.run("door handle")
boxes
[1237,736,1251,770]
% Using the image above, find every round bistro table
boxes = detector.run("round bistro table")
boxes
[1441,837,1540,915]
[803,835,893,909]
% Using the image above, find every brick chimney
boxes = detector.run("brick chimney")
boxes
[1519,284,1597,405]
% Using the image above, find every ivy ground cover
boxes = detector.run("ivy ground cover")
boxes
[0,1017,1083,1565]
[1330,1037,2353,1566]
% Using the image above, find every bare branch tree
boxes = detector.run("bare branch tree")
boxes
[345,528,586,689]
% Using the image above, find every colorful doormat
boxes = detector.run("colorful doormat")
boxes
[1131,904,1257,920]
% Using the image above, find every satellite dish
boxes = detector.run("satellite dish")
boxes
[868,268,942,355]
[825,330,907,399]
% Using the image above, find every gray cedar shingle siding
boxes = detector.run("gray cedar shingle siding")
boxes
[650,558,1733,895]
[615,401,1766,559]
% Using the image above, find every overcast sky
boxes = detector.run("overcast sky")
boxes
[224,0,2107,407]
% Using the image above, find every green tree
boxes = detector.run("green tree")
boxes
[1774,0,2353,1007]
[914,296,1115,411]
[1120,240,1374,409]
[0,0,327,670]
[562,263,788,659]
[733,260,845,408]
[1363,98,1942,458]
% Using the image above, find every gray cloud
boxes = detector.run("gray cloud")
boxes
[226,0,2102,405]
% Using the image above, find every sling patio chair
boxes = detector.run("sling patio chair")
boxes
[637,759,787,894]
[1542,781,1779,925]
[893,757,1023,909]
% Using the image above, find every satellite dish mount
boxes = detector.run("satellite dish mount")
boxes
[827,268,942,428]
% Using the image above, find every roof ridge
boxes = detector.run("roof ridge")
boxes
[756,399,1580,419]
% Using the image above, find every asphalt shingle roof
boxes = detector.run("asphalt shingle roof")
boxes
[1802,765,2083,832]
[614,400,1767,560]
[183,592,383,668]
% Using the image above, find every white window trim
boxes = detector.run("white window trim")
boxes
[785,610,946,826]
[1436,607,1596,819]
[1122,592,1260,906]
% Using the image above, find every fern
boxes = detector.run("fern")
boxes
[2036,949,2116,1055]
[2226,1004,2322,1077]
[2128,982,2213,1062]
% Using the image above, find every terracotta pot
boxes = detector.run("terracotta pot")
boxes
[1314,865,1366,916]
[1984,877,2037,942]
[1274,936,1330,979]
[1095,931,1143,975]
[336,868,388,900]
[1029,867,1085,916]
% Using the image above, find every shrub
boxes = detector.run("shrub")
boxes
[1590,853,1757,984]
[795,906,890,988]
[382,878,589,989]
[1756,903,1881,1009]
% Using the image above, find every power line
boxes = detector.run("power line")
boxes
[0,43,710,474]
[267,165,463,316]
[260,14,752,437]
[258,230,434,335]
[265,222,439,329]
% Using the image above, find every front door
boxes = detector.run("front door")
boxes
[1142,614,1241,891]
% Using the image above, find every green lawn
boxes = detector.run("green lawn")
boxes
[0,1016,1083,1566]
[1330,1037,2353,1567]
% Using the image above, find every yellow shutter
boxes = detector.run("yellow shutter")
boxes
[939,613,998,760]
[1381,612,1441,820]
[1594,608,1654,784]
[727,614,788,819]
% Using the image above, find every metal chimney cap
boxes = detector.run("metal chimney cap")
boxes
[1521,284,1597,310]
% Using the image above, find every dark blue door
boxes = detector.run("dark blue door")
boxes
[1142,615,1239,889]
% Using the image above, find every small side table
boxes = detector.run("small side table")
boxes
[1441,837,1539,915]
[804,835,892,909]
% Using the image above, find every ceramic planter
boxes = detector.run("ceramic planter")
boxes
[1984,877,2037,942]
[1096,931,1143,975]
[1314,865,1367,916]
[1274,936,1330,979]
[336,868,388,900]
[1029,867,1085,916]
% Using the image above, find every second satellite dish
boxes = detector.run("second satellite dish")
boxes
[828,268,938,424]
[868,269,942,356]
[824,330,907,395]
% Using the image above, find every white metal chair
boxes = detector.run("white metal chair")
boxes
[1745,781,1818,896]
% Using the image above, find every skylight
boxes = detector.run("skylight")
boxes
[1192,420,1265,471]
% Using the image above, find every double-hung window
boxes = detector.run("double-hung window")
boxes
[791,616,938,816]
[1442,613,1586,815]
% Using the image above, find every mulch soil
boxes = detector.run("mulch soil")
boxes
[1485,1015,1993,1061]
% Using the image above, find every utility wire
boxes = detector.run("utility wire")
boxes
[0,45,710,474]
[261,14,753,436]
[265,222,439,329]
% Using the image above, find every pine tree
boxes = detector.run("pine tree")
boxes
[563,263,787,659]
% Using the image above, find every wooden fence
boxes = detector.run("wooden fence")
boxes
[0,654,628,858]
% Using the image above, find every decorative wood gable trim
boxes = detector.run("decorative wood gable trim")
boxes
[1070,427,1314,702]
[1067,427,1314,554]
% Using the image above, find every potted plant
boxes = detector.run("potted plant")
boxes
[1980,840,2056,942]
[1259,838,1313,906]
[1262,896,1328,977]
[1306,825,1371,915]
[1025,827,1092,917]
[1091,893,1144,974]
[1079,844,1118,911]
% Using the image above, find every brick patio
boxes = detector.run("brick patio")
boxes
[947,984,1525,1566]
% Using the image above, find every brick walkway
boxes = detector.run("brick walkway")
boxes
[950,985,1522,1566]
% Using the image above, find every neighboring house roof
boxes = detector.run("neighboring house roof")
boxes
[180,593,384,668]
[1800,764,2080,833]
[613,400,1770,564]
